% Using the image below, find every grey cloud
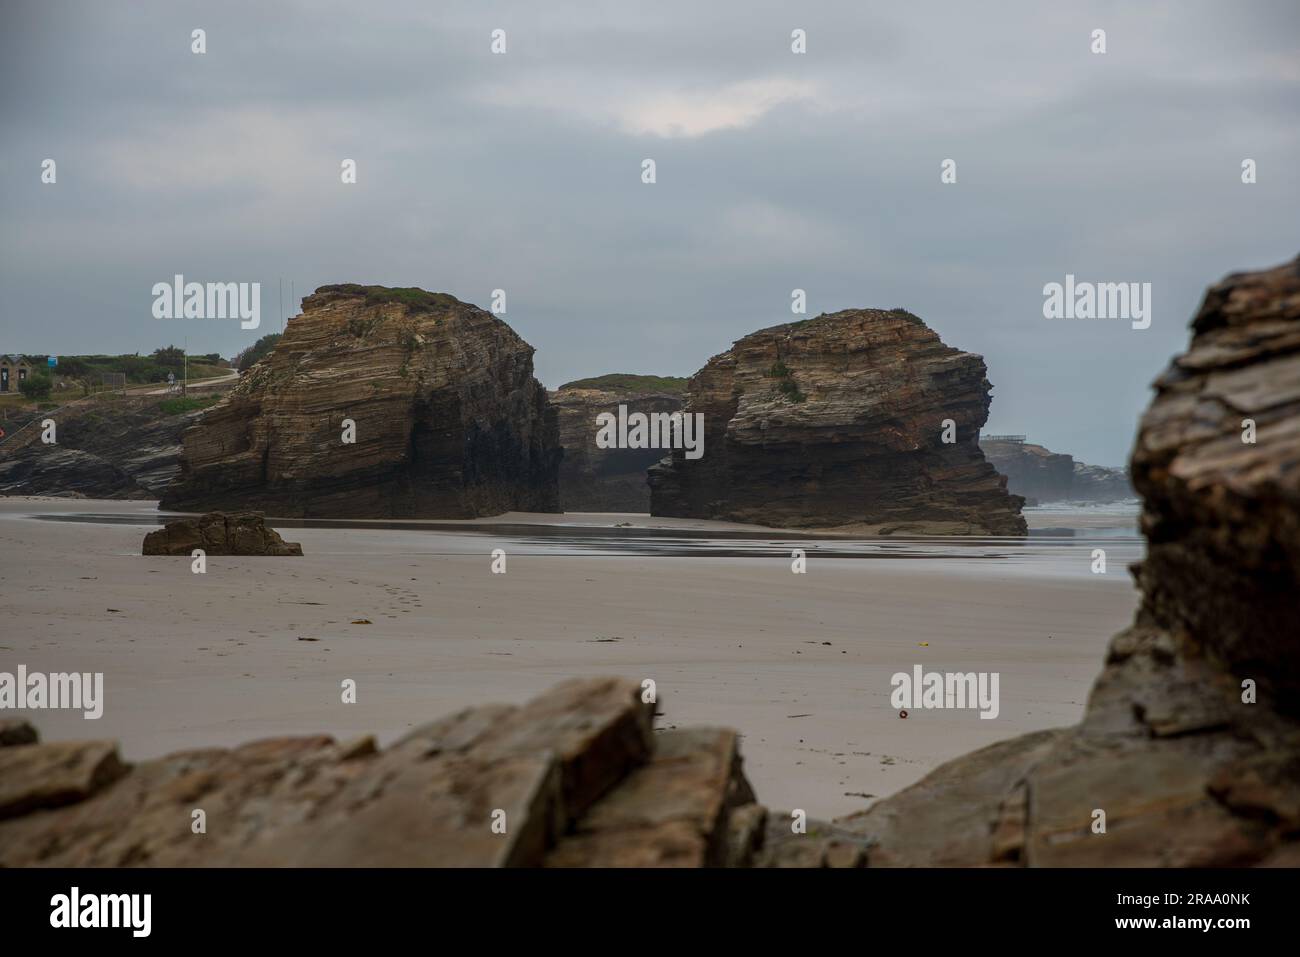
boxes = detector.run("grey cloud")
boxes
[1,0,1297,465]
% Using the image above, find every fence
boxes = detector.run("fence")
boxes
[97,372,127,395]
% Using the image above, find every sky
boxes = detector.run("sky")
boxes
[2,0,1297,466]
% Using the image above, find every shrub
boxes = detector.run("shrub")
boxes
[888,307,923,324]
[767,358,805,402]
[18,373,52,400]
[152,346,185,368]
[777,377,805,403]
[235,334,281,372]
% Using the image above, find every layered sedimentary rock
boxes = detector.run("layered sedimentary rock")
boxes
[551,376,685,511]
[0,390,228,498]
[841,256,1300,866]
[0,678,771,867]
[159,285,560,518]
[649,309,1027,534]
[142,512,302,556]
[979,436,1133,505]
[0,448,138,498]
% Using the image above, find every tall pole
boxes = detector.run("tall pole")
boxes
[183,336,188,396]
[279,277,284,334]
[290,280,295,330]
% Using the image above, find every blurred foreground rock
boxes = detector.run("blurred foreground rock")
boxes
[142,511,302,556]
[0,678,797,867]
[840,256,1300,866]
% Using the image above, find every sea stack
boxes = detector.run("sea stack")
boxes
[648,309,1027,534]
[551,375,686,512]
[159,285,561,518]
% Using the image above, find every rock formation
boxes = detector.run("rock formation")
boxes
[840,256,1300,866]
[551,375,686,511]
[0,389,229,499]
[978,438,1075,505]
[0,448,139,499]
[8,261,1294,868]
[1071,461,1134,503]
[142,512,302,556]
[979,436,1133,505]
[159,285,561,518]
[648,309,1027,534]
[0,678,782,867]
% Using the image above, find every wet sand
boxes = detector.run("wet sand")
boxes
[0,498,1141,819]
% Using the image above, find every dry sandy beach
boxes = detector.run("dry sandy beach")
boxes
[0,498,1140,819]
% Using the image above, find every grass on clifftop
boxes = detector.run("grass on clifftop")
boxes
[317,284,460,313]
[158,396,220,415]
[888,307,925,325]
[783,307,925,331]
[558,373,689,394]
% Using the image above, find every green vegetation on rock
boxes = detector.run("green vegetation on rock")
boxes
[766,359,805,403]
[235,334,281,372]
[317,284,460,314]
[888,307,925,325]
[557,373,688,394]
[159,396,220,415]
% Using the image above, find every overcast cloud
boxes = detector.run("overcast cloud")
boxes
[2,0,1297,464]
